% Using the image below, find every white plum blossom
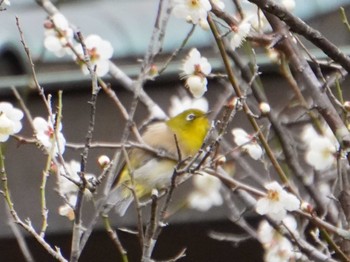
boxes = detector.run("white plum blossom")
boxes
[2,0,10,6]
[169,95,208,117]
[256,181,300,221]
[172,0,211,24]
[149,105,167,120]
[258,216,299,262]
[74,34,114,77]
[305,137,336,171]
[238,1,270,32]
[44,13,74,57]
[57,160,95,220]
[197,0,224,30]
[232,128,263,160]
[230,17,252,50]
[181,48,212,98]
[57,160,94,197]
[188,173,223,211]
[0,102,23,142]
[258,215,298,244]
[33,116,66,155]
[264,242,295,262]
[186,76,208,98]
[301,125,338,171]
[301,125,319,142]
[182,48,212,77]
[57,160,81,196]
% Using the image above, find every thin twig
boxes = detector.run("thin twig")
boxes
[158,24,196,75]
[102,214,129,262]
[5,204,35,262]
[15,17,52,116]
[208,14,292,189]
[121,146,145,247]
[70,32,100,262]
[0,146,67,261]
[340,7,350,32]
[11,86,35,129]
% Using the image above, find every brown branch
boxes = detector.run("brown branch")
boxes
[247,0,350,73]
[262,12,350,148]
[210,1,239,27]
[141,190,159,262]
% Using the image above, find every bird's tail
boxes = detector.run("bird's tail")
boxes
[105,185,134,216]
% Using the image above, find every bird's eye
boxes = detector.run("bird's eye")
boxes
[186,113,195,121]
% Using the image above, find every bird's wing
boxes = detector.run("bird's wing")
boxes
[142,122,178,157]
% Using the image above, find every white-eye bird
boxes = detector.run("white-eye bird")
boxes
[107,109,210,216]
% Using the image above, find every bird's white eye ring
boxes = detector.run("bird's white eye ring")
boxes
[186,113,195,121]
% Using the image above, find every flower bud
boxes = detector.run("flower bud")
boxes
[186,15,193,24]
[148,64,159,78]
[301,201,313,214]
[227,96,241,110]
[43,19,54,29]
[266,48,280,63]
[151,188,159,197]
[344,101,350,112]
[199,19,210,31]
[216,155,226,166]
[259,102,271,115]
[98,155,110,169]
[58,204,75,221]
[50,162,58,174]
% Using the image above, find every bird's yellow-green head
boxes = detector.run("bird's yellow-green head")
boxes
[166,109,210,157]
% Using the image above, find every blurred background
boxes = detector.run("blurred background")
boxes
[0,0,350,261]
